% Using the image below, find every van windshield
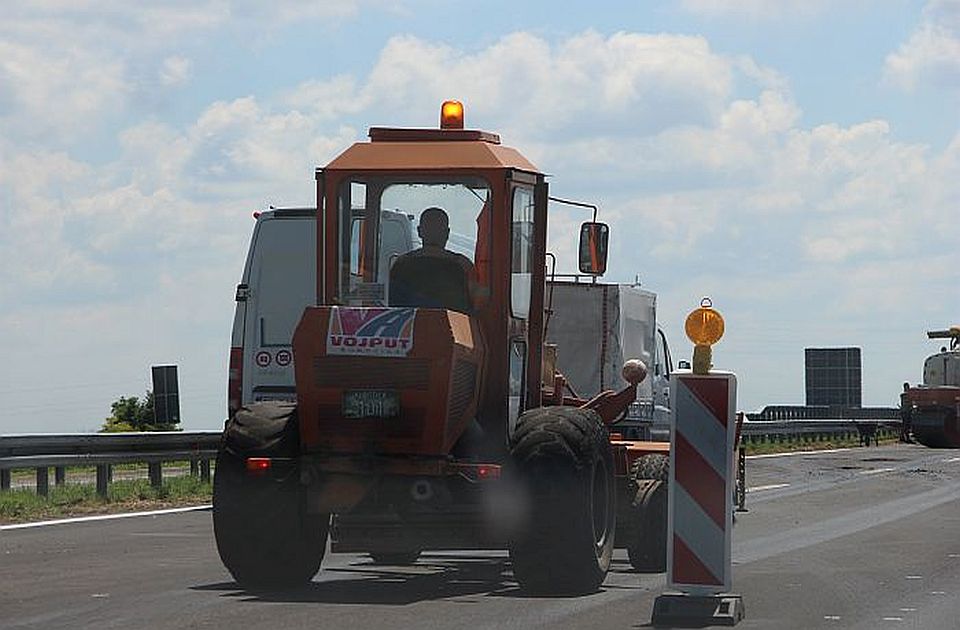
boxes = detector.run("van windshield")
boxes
[337,177,491,310]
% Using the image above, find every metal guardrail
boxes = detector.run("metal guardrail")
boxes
[740,419,901,443]
[1,418,902,499]
[0,431,222,497]
[747,405,900,421]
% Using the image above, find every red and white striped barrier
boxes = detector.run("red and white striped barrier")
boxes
[667,371,737,593]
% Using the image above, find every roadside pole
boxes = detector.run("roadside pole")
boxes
[651,299,744,627]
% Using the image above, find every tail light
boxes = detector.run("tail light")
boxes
[246,457,271,474]
[451,463,501,483]
[228,346,243,417]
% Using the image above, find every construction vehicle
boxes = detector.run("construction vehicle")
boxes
[903,326,960,448]
[213,101,680,594]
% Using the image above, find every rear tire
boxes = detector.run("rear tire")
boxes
[626,454,669,573]
[213,403,328,590]
[508,406,616,595]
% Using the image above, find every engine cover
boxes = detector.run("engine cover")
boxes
[293,306,485,456]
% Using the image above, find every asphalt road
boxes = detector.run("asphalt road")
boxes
[3,443,960,629]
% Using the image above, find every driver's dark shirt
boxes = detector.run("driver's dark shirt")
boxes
[389,248,474,313]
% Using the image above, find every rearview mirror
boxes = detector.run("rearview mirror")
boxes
[578,222,609,276]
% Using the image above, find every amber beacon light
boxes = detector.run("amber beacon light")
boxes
[440,100,464,129]
[684,297,725,375]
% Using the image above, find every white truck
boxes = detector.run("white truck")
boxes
[545,280,674,440]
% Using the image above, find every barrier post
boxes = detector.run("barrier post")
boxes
[148,462,163,489]
[737,438,747,513]
[96,465,109,498]
[651,299,744,627]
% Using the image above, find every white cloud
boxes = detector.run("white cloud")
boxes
[884,0,960,91]
[351,31,734,138]
[159,55,193,86]
[1,24,957,430]
[0,38,127,139]
[0,1,382,142]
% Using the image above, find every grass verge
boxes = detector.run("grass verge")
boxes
[743,434,900,456]
[0,476,212,525]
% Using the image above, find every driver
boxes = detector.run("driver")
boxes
[389,207,476,313]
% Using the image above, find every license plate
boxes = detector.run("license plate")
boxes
[343,390,400,419]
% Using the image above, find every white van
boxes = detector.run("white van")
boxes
[227,207,416,416]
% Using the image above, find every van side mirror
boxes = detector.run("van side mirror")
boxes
[578,222,609,276]
[235,283,250,302]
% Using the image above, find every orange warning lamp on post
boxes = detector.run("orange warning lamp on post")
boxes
[685,297,724,375]
[440,100,464,129]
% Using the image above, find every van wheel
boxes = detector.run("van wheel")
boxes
[626,454,668,573]
[508,406,616,595]
[213,403,327,589]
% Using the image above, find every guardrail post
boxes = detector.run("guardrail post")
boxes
[200,459,211,483]
[737,440,747,512]
[1,469,10,491]
[36,467,49,497]
[190,459,199,477]
[96,465,109,498]
[55,466,66,487]
[148,462,162,489]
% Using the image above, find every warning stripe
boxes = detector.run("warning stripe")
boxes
[675,433,726,529]
[683,377,729,429]
[675,381,727,477]
[672,482,726,583]
[673,532,722,586]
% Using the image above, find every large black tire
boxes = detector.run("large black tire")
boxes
[213,402,328,589]
[369,550,421,565]
[626,454,669,573]
[508,406,616,595]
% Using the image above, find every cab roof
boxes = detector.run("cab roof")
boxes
[323,127,541,173]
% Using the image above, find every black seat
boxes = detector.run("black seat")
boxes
[389,255,472,313]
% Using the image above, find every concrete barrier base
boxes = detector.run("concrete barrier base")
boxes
[651,593,744,627]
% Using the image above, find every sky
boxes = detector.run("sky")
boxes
[1,0,958,434]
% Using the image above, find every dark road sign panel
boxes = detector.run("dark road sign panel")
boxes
[152,365,180,426]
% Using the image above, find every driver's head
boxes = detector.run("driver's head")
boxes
[418,207,450,247]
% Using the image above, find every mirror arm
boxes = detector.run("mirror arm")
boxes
[548,196,598,223]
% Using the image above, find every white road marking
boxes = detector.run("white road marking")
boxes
[882,617,903,622]
[899,608,917,612]
[860,467,896,476]
[905,575,923,580]
[824,615,841,621]
[127,532,204,538]
[746,483,791,493]
[931,591,946,595]
[0,505,211,531]
[942,457,960,463]
[747,448,853,460]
